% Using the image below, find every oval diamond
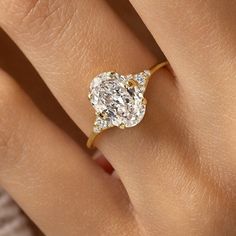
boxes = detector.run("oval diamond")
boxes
[89,72,147,129]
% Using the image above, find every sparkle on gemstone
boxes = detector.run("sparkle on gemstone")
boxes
[89,71,150,132]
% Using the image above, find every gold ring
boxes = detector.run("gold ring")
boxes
[87,61,168,148]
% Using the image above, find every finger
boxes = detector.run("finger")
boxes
[0,70,138,236]
[0,1,172,174]
[130,0,236,88]
[128,0,236,182]
[0,27,89,152]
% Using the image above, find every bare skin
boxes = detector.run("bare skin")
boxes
[0,0,235,235]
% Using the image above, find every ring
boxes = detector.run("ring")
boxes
[87,61,168,148]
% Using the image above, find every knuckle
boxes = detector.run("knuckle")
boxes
[0,0,75,44]
[0,0,39,25]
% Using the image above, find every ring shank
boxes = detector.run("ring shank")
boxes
[149,61,169,76]
[86,131,99,148]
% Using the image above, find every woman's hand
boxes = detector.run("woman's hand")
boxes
[0,0,235,235]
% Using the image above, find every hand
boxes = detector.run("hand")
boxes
[0,0,235,235]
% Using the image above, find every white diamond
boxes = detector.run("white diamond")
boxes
[89,72,146,129]
[135,70,150,82]
[135,74,145,85]
[93,116,110,133]
[93,125,101,133]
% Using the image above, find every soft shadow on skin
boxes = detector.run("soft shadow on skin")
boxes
[106,0,165,61]
[0,29,89,236]
[0,28,89,152]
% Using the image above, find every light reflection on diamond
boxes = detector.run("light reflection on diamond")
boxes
[89,71,150,133]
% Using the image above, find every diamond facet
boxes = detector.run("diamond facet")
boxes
[89,71,150,132]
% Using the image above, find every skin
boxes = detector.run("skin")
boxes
[0,0,236,235]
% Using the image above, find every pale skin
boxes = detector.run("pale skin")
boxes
[0,0,236,235]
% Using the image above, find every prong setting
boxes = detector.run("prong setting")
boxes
[99,111,108,119]
[127,79,138,88]
[142,98,147,105]
[119,123,125,129]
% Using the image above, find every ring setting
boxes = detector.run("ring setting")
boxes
[87,61,168,148]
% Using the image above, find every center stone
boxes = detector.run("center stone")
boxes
[89,72,146,129]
